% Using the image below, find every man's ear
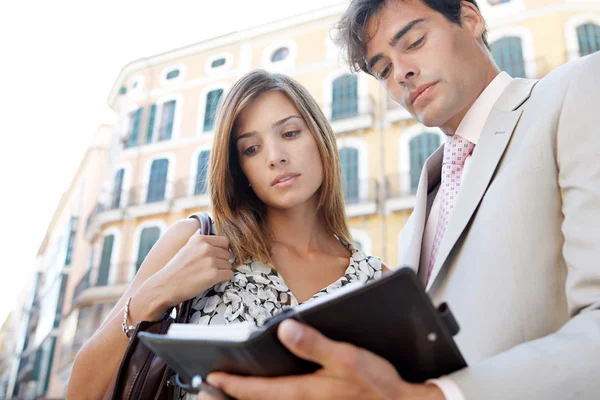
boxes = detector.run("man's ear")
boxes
[460,0,485,40]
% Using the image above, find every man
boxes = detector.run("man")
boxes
[206,0,600,398]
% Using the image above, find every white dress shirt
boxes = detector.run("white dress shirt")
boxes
[423,72,513,400]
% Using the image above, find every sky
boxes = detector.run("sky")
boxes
[0,0,347,326]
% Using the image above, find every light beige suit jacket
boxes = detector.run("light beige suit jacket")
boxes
[397,51,600,399]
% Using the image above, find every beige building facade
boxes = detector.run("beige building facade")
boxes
[1,0,597,398]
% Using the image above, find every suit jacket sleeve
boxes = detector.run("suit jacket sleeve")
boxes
[446,54,600,399]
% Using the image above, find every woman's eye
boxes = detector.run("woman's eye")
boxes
[379,65,391,79]
[243,145,258,156]
[283,130,300,138]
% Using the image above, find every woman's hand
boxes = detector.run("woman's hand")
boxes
[139,231,234,318]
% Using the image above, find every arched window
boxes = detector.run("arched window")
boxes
[136,227,161,272]
[147,159,169,203]
[195,151,211,195]
[332,74,358,121]
[203,89,223,132]
[166,69,180,80]
[340,147,360,203]
[491,36,526,78]
[211,58,226,68]
[158,100,176,141]
[271,47,290,62]
[577,23,600,56]
[96,235,114,286]
[409,133,440,193]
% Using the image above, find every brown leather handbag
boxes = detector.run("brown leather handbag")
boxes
[103,212,212,400]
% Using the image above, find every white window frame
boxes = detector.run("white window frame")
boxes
[189,146,213,197]
[150,94,184,143]
[322,70,369,121]
[141,153,176,204]
[93,227,121,286]
[261,39,298,71]
[337,137,369,201]
[197,83,229,136]
[398,124,444,195]
[161,64,187,85]
[129,220,167,281]
[565,14,600,61]
[488,27,537,78]
[205,53,234,75]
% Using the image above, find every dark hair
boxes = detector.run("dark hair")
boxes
[334,0,490,74]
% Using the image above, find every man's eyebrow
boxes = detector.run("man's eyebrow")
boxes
[366,18,426,72]
[236,115,302,142]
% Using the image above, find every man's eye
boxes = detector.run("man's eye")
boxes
[408,36,425,50]
[283,130,300,138]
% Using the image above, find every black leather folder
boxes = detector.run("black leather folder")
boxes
[139,266,466,390]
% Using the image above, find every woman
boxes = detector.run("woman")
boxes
[67,70,388,399]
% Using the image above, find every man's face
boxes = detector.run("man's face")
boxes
[365,0,488,132]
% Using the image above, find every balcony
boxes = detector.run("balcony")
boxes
[323,96,375,134]
[386,98,413,123]
[384,172,417,211]
[71,263,132,308]
[172,177,211,212]
[344,178,379,218]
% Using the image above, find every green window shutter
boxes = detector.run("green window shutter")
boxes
[340,147,359,203]
[409,133,440,193]
[332,74,358,121]
[194,151,211,194]
[146,104,157,143]
[147,159,169,203]
[211,58,226,68]
[159,101,176,141]
[136,227,161,272]
[111,168,124,209]
[166,69,180,80]
[96,235,114,286]
[577,23,600,56]
[127,108,142,147]
[203,89,223,132]
[491,36,526,78]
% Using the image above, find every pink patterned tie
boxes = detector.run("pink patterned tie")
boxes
[426,134,475,284]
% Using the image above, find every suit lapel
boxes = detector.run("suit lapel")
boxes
[425,78,537,291]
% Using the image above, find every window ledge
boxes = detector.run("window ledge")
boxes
[331,114,373,134]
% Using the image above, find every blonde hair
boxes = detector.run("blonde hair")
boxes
[209,70,352,264]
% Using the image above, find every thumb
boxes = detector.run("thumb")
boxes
[277,319,352,370]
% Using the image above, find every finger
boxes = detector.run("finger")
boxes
[207,372,329,400]
[277,319,357,371]
[207,258,234,271]
[200,235,229,249]
[201,245,231,262]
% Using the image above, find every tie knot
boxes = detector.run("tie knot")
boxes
[443,135,474,166]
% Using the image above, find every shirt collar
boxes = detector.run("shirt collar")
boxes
[454,71,513,145]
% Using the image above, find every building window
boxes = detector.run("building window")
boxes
[145,104,156,143]
[271,47,290,62]
[332,74,358,121]
[577,23,600,56]
[136,227,160,272]
[203,89,223,132]
[166,69,180,80]
[211,58,226,68]
[409,133,440,193]
[111,168,124,209]
[158,100,176,141]
[96,235,114,286]
[147,159,169,203]
[119,86,127,95]
[491,36,526,78]
[64,219,77,266]
[195,151,210,195]
[125,108,142,148]
[340,147,360,203]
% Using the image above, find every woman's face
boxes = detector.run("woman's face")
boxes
[234,91,324,211]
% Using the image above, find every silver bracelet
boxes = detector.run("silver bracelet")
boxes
[122,296,136,338]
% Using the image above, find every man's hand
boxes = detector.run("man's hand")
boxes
[204,319,445,400]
